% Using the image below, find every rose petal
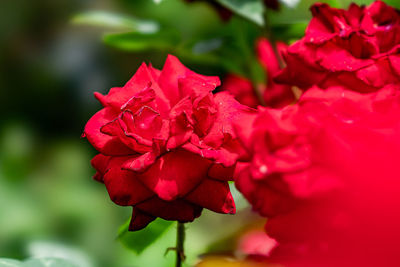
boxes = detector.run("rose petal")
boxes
[136,197,202,222]
[134,149,211,201]
[186,178,236,214]
[129,208,156,231]
[84,107,133,155]
[91,154,111,182]
[220,74,259,108]
[101,115,151,153]
[103,156,154,206]
[103,63,156,108]
[159,55,220,105]
[208,163,235,181]
[167,102,194,150]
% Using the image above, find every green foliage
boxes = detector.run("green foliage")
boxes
[270,21,308,41]
[216,0,265,26]
[0,258,20,267]
[22,258,78,267]
[3,0,398,266]
[382,0,400,8]
[117,218,174,254]
[0,258,78,267]
[72,11,159,33]
[103,30,180,51]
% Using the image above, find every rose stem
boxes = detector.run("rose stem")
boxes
[175,222,185,267]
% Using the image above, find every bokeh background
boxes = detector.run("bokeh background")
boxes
[1,0,397,266]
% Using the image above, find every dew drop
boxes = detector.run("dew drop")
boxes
[259,165,268,174]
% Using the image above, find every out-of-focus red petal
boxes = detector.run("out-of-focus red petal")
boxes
[208,163,235,181]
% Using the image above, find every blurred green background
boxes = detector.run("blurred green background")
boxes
[0,0,397,266]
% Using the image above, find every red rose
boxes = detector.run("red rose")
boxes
[257,39,294,107]
[276,1,400,92]
[84,55,253,230]
[220,74,260,108]
[234,85,400,265]
[221,38,294,108]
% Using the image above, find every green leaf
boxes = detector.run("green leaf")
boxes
[271,21,308,40]
[280,0,301,8]
[192,38,223,55]
[71,11,159,33]
[103,30,180,51]
[117,218,174,254]
[216,0,265,26]
[0,258,21,267]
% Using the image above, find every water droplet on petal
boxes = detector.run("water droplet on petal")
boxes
[342,118,354,124]
[259,165,268,174]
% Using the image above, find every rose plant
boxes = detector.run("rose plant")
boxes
[79,1,400,266]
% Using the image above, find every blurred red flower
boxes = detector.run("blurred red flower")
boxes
[84,55,254,230]
[221,38,294,108]
[237,229,277,259]
[234,84,400,266]
[276,1,400,92]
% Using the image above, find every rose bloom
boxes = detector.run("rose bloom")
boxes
[276,1,400,92]
[235,84,400,266]
[84,55,253,230]
[221,38,294,108]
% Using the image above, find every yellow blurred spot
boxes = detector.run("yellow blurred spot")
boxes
[196,256,281,267]
[291,86,302,100]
